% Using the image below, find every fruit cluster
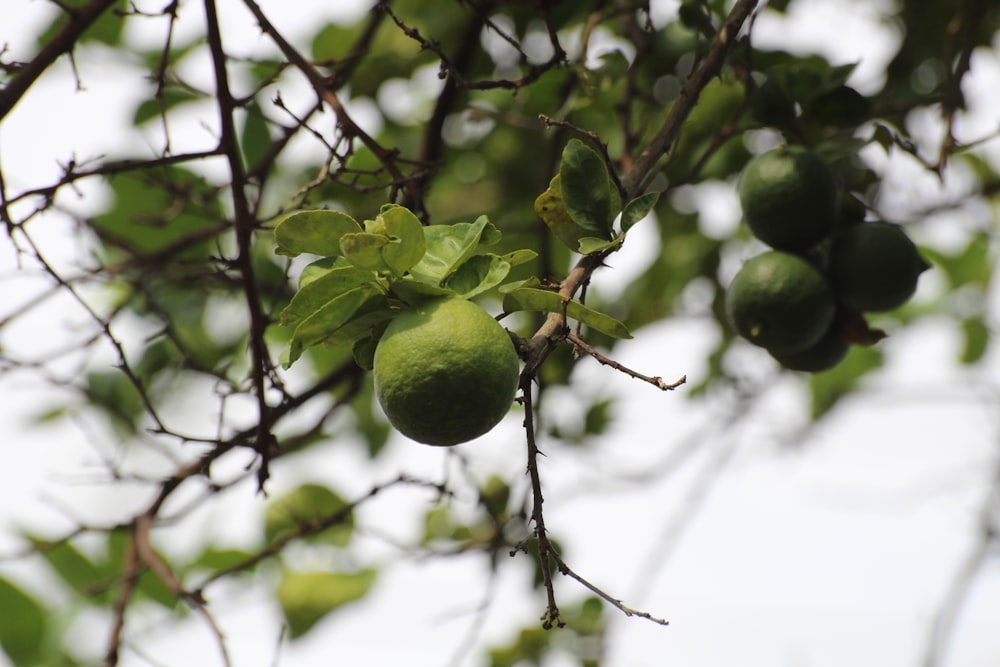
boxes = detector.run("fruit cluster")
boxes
[725,145,930,372]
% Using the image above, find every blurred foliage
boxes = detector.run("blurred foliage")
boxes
[1,0,999,665]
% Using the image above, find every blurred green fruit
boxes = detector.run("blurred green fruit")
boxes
[725,251,838,353]
[738,145,840,251]
[827,221,930,312]
[768,322,850,372]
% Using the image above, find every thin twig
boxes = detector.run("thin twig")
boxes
[518,372,563,629]
[567,331,686,391]
[0,0,120,120]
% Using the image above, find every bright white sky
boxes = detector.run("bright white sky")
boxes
[1,1,999,666]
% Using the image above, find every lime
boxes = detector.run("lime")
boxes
[738,145,840,251]
[725,251,837,353]
[373,298,520,446]
[768,322,850,372]
[826,221,930,312]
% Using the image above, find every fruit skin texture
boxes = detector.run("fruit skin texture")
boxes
[726,251,837,354]
[827,221,930,312]
[768,323,850,372]
[738,145,840,252]
[373,298,520,447]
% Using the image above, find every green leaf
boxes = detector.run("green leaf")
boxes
[311,22,362,61]
[339,232,391,270]
[265,484,354,548]
[0,577,47,665]
[534,174,592,251]
[278,569,377,638]
[352,335,379,370]
[577,236,623,255]
[408,216,492,284]
[500,249,539,266]
[621,192,660,232]
[279,266,376,328]
[83,370,144,436]
[374,204,426,275]
[560,139,613,237]
[960,317,989,364]
[191,548,256,574]
[133,86,203,126]
[299,256,351,288]
[284,284,380,366]
[920,233,991,289]
[94,168,222,258]
[29,536,107,601]
[502,287,632,339]
[240,100,272,169]
[274,210,363,257]
[389,277,455,306]
[318,295,393,348]
[443,254,511,298]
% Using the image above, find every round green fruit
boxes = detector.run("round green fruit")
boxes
[738,145,840,252]
[373,297,520,446]
[768,323,850,372]
[826,221,930,312]
[725,251,837,353]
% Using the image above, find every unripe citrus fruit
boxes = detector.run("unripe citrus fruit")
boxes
[768,323,850,372]
[373,298,520,446]
[725,251,837,353]
[826,221,930,312]
[738,145,840,251]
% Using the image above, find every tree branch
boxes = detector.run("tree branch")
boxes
[0,0,120,121]
[203,0,277,489]
[621,0,759,198]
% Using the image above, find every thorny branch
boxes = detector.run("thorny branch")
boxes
[204,0,279,488]
[0,0,120,120]
[5,0,990,664]
[515,0,761,627]
[567,331,687,392]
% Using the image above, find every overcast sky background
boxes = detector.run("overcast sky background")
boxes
[1,1,999,666]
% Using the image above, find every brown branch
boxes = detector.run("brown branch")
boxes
[204,0,277,490]
[549,548,669,627]
[402,1,493,217]
[240,0,421,207]
[3,150,223,209]
[194,475,446,591]
[620,0,760,198]
[379,0,567,92]
[103,530,139,667]
[517,371,563,629]
[0,0,120,121]
[567,332,686,391]
[520,0,758,381]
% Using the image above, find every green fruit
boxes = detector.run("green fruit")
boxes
[738,145,840,252]
[769,323,850,372]
[725,251,837,353]
[373,297,520,446]
[826,221,930,312]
